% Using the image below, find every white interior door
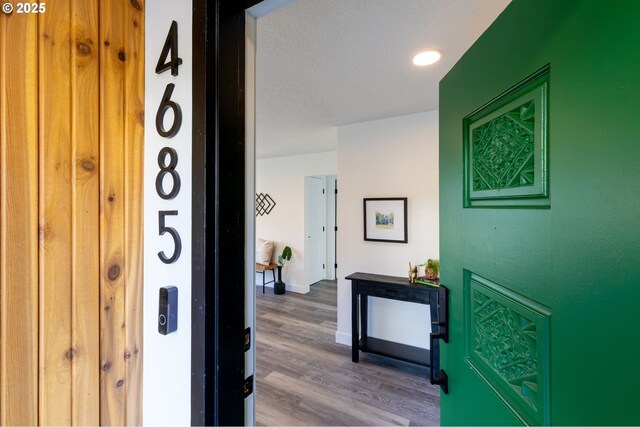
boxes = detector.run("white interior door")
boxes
[305,176,326,285]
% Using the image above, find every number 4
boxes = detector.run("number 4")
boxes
[156,21,183,76]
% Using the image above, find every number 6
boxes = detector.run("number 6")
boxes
[155,83,182,138]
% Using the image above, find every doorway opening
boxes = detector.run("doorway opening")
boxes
[246,1,442,426]
[305,175,337,287]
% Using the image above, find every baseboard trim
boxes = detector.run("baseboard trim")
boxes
[288,283,309,294]
[257,283,309,294]
[335,331,351,346]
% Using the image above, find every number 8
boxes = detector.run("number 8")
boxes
[156,147,181,200]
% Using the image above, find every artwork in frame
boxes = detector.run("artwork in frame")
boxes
[363,197,408,243]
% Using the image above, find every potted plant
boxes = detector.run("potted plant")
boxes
[274,246,292,294]
[423,258,439,280]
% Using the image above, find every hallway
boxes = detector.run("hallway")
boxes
[256,280,440,426]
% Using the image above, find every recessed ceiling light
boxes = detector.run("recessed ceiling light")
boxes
[413,50,441,66]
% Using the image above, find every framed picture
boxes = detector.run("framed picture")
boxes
[363,197,408,243]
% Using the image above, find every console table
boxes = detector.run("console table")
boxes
[346,272,441,374]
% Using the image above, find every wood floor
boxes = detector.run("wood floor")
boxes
[256,280,441,426]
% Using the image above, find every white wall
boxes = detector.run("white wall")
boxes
[336,111,439,349]
[256,151,337,293]
[143,1,192,424]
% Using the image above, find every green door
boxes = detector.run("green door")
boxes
[439,0,640,425]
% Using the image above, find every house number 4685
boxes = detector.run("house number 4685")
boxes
[155,20,183,264]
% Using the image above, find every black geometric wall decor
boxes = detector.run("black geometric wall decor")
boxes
[255,193,276,216]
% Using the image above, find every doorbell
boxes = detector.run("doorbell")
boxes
[158,286,178,335]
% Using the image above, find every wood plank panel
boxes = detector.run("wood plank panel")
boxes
[100,0,127,424]
[0,11,39,426]
[0,1,144,424]
[123,0,145,424]
[39,2,74,424]
[0,15,5,423]
[71,0,101,424]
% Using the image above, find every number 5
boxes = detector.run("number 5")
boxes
[158,211,182,264]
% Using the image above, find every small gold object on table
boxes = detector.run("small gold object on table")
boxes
[408,262,418,284]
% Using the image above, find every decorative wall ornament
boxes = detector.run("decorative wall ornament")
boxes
[463,65,550,208]
[255,193,276,216]
[464,272,550,426]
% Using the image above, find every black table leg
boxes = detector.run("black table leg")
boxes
[352,289,359,362]
[361,294,368,340]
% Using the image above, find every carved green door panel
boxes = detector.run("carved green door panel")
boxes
[440,1,640,425]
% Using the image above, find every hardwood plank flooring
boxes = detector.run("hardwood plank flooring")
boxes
[256,280,440,426]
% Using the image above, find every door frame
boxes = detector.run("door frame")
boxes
[303,174,338,283]
[191,0,340,424]
[327,175,338,280]
[190,0,262,425]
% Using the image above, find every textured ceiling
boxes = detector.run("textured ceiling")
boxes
[256,0,511,159]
